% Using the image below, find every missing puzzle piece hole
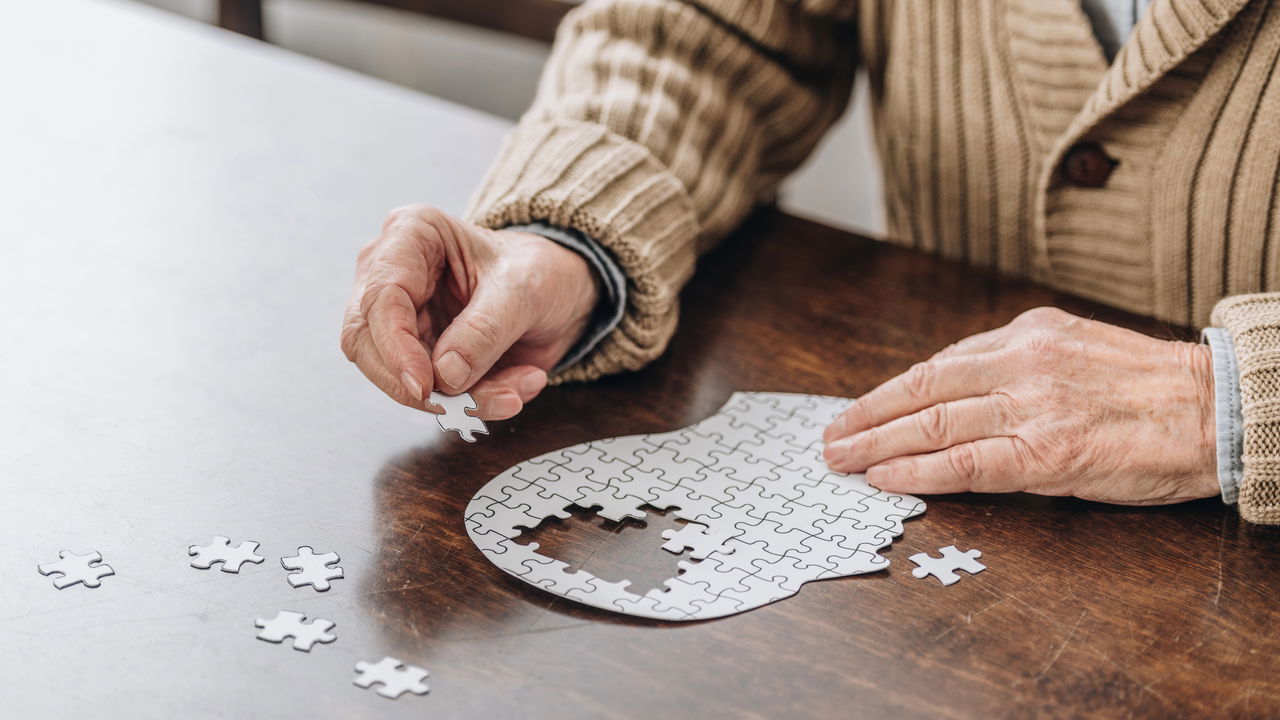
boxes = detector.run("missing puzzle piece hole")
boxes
[514,504,703,595]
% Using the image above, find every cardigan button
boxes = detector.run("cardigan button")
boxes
[1062,142,1116,188]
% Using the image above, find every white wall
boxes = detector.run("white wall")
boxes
[132,0,884,235]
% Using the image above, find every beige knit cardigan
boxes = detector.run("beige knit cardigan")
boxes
[466,0,1280,523]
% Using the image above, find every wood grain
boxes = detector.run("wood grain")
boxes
[365,211,1280,718]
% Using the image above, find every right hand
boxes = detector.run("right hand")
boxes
[341,204,601,420]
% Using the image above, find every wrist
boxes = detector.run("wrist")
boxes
[1185,341,1220,497]
[507,230,600,344]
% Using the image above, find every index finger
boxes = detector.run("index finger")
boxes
[823,353,1006,443]
[364,282,435,404]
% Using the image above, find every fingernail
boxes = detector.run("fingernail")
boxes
[518,370,547,397]
[436,351,470,389]
[866,464,894,487]
[489,392,522,419]
[400,371,423,402]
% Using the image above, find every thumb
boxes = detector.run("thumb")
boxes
[432,284,529,393]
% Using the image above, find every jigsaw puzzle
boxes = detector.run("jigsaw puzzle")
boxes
[909,545,985,586]
[255,610,337,652]
[37,550,115,589]
[280,546,344,591]
[428,391,488,442]
[465,392,925,620]
[354,657,430,699]
[188,536,265,573]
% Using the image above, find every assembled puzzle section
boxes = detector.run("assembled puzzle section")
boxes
[465,392,926,621]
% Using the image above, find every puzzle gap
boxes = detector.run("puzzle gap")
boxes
[514,503,697,596]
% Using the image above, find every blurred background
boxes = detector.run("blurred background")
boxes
[134,0,885,235]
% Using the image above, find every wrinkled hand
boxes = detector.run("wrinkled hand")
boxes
[341,205,599,420]
[823,307,1219,505]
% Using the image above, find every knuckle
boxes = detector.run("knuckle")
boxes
[842,401,874,432]
[945,443,982,481]
[988,390,1020,426]
[1019,331,1068,361]
[339,325,360,361]
[382,205,451,247]
[356,236,380,264]
[358,283,384,318]
[931,342,961,360]
[902,362,937,400]
[1014,306,1067,328]
[384,202,430,226]
[460,310,505,351]
[915,403,950,444]
[857,427,882,457]
[339,301,368,362]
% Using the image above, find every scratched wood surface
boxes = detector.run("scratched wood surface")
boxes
[4,1,1280,718]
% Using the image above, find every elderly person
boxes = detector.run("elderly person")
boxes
[341,0,1280,522]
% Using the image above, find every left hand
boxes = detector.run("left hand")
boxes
[822,307,1220,505]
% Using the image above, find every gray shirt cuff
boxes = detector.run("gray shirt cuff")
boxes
[1203,327,1243,504]
[504,222,627,375]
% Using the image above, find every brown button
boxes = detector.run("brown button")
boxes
[1062,142,1116,188]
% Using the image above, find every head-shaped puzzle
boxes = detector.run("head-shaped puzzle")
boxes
[465,393,925,620]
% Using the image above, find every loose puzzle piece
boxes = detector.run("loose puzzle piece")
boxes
[280,546,344,591]
[37,550,115,589]
[909,545,985,586]
[188,536,265,573]
[429,391,488,442]
[255,610,336,652]
[465,392,926,621]
[354,657,430,699]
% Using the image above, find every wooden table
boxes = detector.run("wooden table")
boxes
[4,1,1278,717]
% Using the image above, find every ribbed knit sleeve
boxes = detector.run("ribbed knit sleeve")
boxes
[466,0,858,382]
[1211,293,1280,525]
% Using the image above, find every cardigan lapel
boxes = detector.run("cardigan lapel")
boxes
[1047,0,1254,167]
[1019,0,1254,270]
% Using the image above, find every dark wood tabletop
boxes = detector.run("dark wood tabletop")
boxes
[5,2,1280,719]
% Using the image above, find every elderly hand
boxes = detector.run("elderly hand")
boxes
[822,307,1220,505]
[341,205,599,420]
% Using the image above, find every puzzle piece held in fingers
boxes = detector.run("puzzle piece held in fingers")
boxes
[429,391,488,442]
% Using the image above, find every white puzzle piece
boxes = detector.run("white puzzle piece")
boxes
[37,550,115,589]
[429,391,488,442]
[254,610,337,652]
[354,657,430,699]
[188,536,265,573]
[280,546,344,591]
[465,392,926,620]
[909,545,985,586]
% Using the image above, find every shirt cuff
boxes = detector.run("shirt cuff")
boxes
[1203,326,1244,504]
[504,222,628,375]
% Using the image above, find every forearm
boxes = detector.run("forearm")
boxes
[467,0,858,381]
